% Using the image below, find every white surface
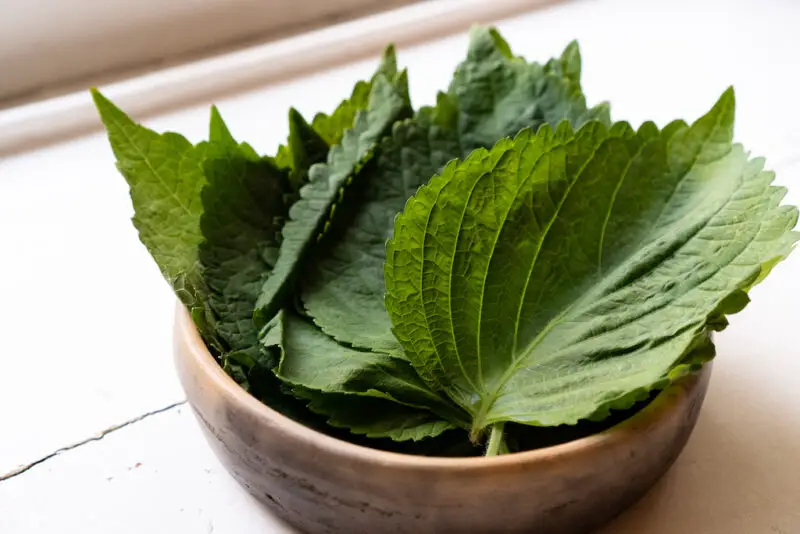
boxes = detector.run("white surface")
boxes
[1,0,799,531]
[0,405,293,534]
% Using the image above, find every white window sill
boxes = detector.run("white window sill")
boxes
[0,0,546,157]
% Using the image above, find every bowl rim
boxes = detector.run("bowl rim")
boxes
[176,304,707,471]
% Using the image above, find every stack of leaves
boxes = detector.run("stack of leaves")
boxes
[94,26,798,457]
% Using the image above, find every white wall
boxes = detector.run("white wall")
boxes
[0,0,418,104]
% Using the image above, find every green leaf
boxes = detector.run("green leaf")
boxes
[94,90,282,357]
[92,89,227,351]
[199,149,287,358]
[92,89,207,289]
[545,39,583,86]
[276,109,330,193]
[300,27,609,356]
[273,46,399,186]
[94,91,345,429]
[385,88,798,437]
[254,64,413,327]
[294,388,456,441]
[310,82,370,146]
[261,310,468,434]
[221,349,400,439]
[447,27,609,152]
[311,44,397,143]
[209,105,236,146]
[209,106,261,161]
[222,355,252,391]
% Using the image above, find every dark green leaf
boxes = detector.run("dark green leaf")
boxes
[272,108,329,197]
[209,105,236,146]
[300,27,609,356]
[199,149,287,358]
[294,388,456,441]
[273,46,399,186]
[310,44,397,145]
[93,89,207,289]
[209,105,261,161]
[385,88,798,437]
[254,65,412,326]
[92,89,226,349]
[94,90,286,364]
[261,310,468,438]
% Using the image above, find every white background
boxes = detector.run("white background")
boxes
[1,0,799,532]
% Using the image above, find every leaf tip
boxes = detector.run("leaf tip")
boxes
[287,107,314,136]
[89,88,136,134]
[377,43,399,79]
[466,25,513,60]
[208,104,221,125]
[394,68,411,105]
[561,39,581,61]
[592,101,612,122]
[485,26,513,59]
[90,87,114,116]
[722,85,736,101]
[209,104,236,144]
[287,106,304,123]
[695,85,737,145]
[711,86,736,119]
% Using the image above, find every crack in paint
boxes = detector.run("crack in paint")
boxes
[0,400,187,483]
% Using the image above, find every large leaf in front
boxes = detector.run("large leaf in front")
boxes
[254,63,412,327]
[300,26,609,356]
[261,310,467,440]
[385,88,798,438]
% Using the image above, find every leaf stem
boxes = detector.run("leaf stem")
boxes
[484,422,506,457]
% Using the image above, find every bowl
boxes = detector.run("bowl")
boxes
[173,306,711,534]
